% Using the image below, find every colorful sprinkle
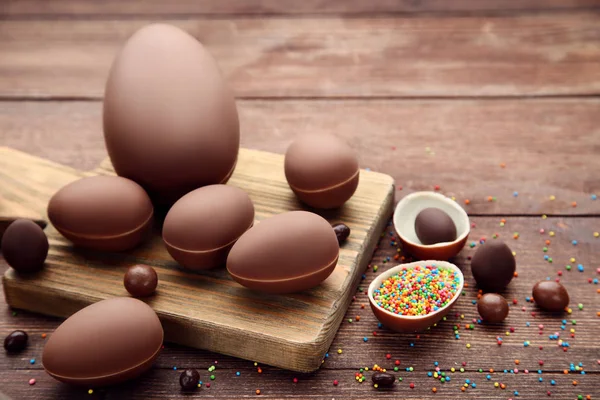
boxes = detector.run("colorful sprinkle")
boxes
[372,265,461,316]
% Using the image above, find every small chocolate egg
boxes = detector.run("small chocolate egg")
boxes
[48,176,153,252]
[124,264,158,297]
[470,240,515,291]
[104,23,239,205]
[532,281,569,312]
[1,219,48,273]
[4,330,28,353]
[332,223,351,245]
[372,372,395,387]
[163,185,254,270]
[227,211,339,294]
[284,134,359,209]
[42,297,163,386]
[477,293,509,323]
[414,207,457,245]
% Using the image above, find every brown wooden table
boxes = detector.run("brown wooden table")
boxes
[1,1,600,399]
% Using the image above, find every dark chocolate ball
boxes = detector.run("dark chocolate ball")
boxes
[179,368,200,390]
[372,372,395,387]
[477,293,509,323]
[470,240,515,291]
[332,223,351,245]
[1,219,48,273]
[414,207,457,245]
[124,264,158,297]
[4,330,28,352]
[532,280,569,312]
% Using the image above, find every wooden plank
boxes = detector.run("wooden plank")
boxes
[1,100,599,215]
[3,0,600,16]
[0,368,597,400]
[2,216,599,399]
[0,147,394,373]
[1,13,599,98]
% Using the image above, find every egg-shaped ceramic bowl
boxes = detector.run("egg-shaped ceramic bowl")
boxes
[368,260,464,332]
[393,191,470,260]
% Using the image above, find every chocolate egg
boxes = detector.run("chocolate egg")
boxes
[414,207,457,245]
[532,281,569,312]
[227,211,339,293]
[163,185,254,270]
[42,297,163,386]
[477,293,509,323]
[48,176,153,252]
[470,240,515,291]
[284,134,359,209]
[103,24,239,205]
[1,219,48,273]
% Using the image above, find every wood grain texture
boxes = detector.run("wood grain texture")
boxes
[1,12,599,98]
[3,0,600,16]
[0,147,394,373]
[2,216,599,399]
[1,100,599,215]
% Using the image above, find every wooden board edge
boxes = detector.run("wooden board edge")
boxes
[310,177,395,366]
[3,268,338,372]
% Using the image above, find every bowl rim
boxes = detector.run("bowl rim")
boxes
[368,260,465,320]
[393,191,470,249]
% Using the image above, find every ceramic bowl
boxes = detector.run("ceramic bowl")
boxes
[393,191,470,260]
[368,260,464,332]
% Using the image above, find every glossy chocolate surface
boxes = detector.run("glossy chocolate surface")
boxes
[42,297,163,386]
[532,280,569,312]
[4,330,28,353]
[163,185,254,270]
[332,223,351,245]
[372,372,395,387]
[227,211,339,294]
[477,293,509,323]
[1,219,48,273]
[470,240,516,291]
[285,134,359,209]
[104,23,239,204]
[124,264,158,297]
[414,207,457,245]
[179,369,200,391]
[48,176,153,252]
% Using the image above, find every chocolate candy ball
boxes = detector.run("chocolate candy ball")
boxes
[124,264,158,297]
[477,293,509,323]
[1,219,48,273]
[414,207,457,245]
[332,223,351,245]
[372,372,395,387]
[4,330,28,353]
[470,240,515,291]
[532,281,569,312]
[179,368,200,390]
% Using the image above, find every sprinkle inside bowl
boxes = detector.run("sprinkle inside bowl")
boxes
[368,260,464,332]
[372,263,461,316]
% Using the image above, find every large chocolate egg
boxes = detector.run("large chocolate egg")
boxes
[48,176,153,252]
[42,297,163,386]
[285,134,359,209]
[163,185,254,270]
[227,211,339,294]
[103,23,239,204]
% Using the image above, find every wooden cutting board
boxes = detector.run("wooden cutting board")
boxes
[0,147,394,372]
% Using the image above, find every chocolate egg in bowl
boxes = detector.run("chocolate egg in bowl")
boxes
[368,260,464,332]
[393,191,470,260]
